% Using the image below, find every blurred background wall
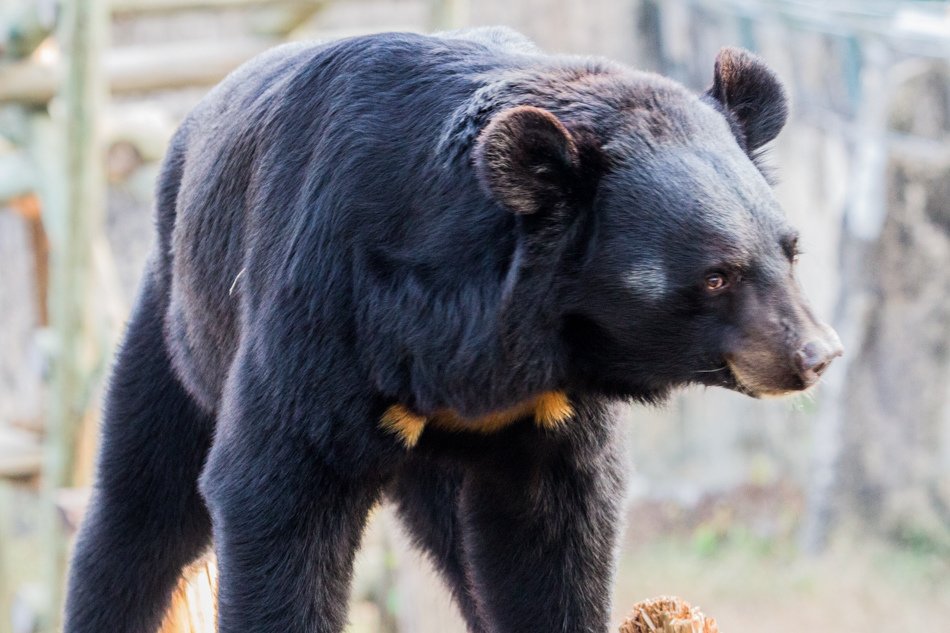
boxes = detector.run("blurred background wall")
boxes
[0,1,948,632]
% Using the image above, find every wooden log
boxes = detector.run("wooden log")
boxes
[0,427,43,480]
[0,57,58,105]
[108,38,277,94]
[0,37,277,104]
[251,2,327,38]
[109,1,327,38]
[110,0,314,15]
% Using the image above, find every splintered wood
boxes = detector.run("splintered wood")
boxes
[619,596,719,633]
[159,556,218,633]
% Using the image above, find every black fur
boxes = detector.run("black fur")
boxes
[64,268,214,632]
[65,28,838,633]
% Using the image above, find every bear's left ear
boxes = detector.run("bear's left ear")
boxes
[474,106,581,215]
[705,47,789,152]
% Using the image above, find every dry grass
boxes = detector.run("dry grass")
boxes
[133,520,950,633]
[612,536,950,633]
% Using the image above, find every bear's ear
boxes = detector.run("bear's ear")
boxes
[705,47,788,152]
[474,106,580,215]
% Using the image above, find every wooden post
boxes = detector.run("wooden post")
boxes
[9,195,50,326]
[42,0,108,630]
[0,484,11,633]
[428,0,470,31]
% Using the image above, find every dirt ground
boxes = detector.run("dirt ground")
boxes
[612,536,950,632]
[342,501,950,633]
[4,487,949,632]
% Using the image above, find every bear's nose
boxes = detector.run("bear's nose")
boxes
[794,337,843,386]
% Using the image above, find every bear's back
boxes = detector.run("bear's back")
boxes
[160,32,541,411]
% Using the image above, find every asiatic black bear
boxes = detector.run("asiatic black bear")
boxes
[64,27,841,633]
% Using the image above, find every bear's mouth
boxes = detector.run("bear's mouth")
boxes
[694,361,790,399]
[722,360,806,399]
[693,362,749,394]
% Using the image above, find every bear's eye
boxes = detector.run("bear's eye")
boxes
[704,272,729,292]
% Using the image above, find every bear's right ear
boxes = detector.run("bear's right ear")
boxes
[705,47,788,153]
[474,106,581,215]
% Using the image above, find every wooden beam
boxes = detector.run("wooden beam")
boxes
[0,37,277,104]
[110,0,314,15]
[0,428,43,480]
[0,59,57,105]
[109,37,277,93]
[109,1,326,38]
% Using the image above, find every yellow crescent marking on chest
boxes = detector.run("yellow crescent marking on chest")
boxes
[379,406,427,448]
[380,391,573,448]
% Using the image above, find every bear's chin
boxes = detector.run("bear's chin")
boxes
[704,365,809,400]
[689,364,762,398]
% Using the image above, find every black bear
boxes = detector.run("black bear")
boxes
[64,27,842,633]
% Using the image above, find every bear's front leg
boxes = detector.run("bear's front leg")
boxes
[199,335,397,633]
[458,401,627,633]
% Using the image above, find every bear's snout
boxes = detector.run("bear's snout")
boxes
[794,332,843,387]
[724,292,844,398]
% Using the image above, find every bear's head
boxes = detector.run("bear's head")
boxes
[475,47,842,401]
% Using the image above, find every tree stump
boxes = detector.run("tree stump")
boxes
[619,596,719,633]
